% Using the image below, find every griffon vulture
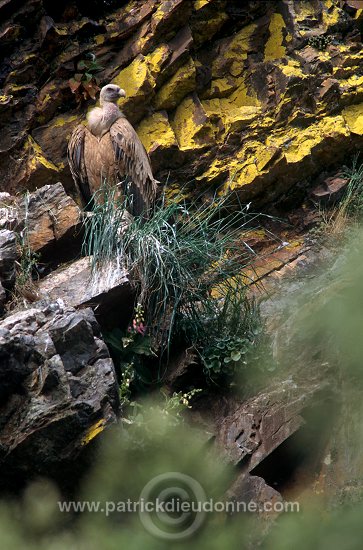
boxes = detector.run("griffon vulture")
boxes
[67,83,158,216]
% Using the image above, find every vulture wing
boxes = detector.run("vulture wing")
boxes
[67,124,91,206]
[109,117,158,216]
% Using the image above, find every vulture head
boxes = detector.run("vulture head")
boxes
[99,84,126,105]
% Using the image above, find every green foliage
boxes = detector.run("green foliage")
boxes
[104,304,156,392]
[341,155,363,217]
[15,232,39,289]
[125,389,203,433]
[69,52,103,102]
[161,388,203,418]
[82,182,266,386]
[202,335,252,379]
[180,280,261,383]
[308,34,334,50]
[81,182,129,271]
[83,182,260,366]
[309,156,363,243]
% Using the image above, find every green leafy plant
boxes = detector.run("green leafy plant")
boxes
[180,279,261,384]
[308,34,334,51]
[81,182,130,272]
[124,389,203,436]
[104,303,156,393]
[69,53,103,102]
[15,231,39,290]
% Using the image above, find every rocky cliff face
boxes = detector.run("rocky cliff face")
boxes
[1,0,362,205]
[0,299,120,491]
[0,0,362,514]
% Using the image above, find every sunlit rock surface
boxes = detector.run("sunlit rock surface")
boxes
[39,256,133,327]
[1,0,362,204]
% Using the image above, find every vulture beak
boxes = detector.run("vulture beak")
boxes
[118,88,126,98]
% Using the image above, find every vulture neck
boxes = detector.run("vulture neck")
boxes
[88,101,123,139]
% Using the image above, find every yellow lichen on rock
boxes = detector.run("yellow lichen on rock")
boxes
[145,45,171,78]
[191,5,228,47]
[265,13,287,61]
[280,60,306,78]
[278,116,349,165]
[202,98,260,136]
[16,136,60,190]
[322,0,341,29]
[343,103,363,135]
[203,76,261,135]
[225,141,282,191]
[228,79,259,108]
[113,54,155,101]
[50,114,80,129]
[26,136,59,172]
[171,95,215,151]
[198,112,351,194]
[201,77,238,99]
[212,23,256,78]
[201,74,260,136]
[137,111,177,152]
[95,34,105,45]
[154,58,196,110]
[81,418,107,446]
[264,116,350,170]
[194,0,211,9]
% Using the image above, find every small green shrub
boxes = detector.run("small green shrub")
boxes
[104,304,156,393]
[69,53,103,102]
[180,280,261,384]
[308,34,334,51]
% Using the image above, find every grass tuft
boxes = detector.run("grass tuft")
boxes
[82,182,263,380]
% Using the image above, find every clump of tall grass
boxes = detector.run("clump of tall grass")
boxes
[82,182,262,364]
[8,192,40,309]
[324,156,363,237]
[340,155,363,217]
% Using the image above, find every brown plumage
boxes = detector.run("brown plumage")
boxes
[68,83,158,215]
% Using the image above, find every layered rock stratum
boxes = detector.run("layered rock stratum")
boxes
[1,0,362,205]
